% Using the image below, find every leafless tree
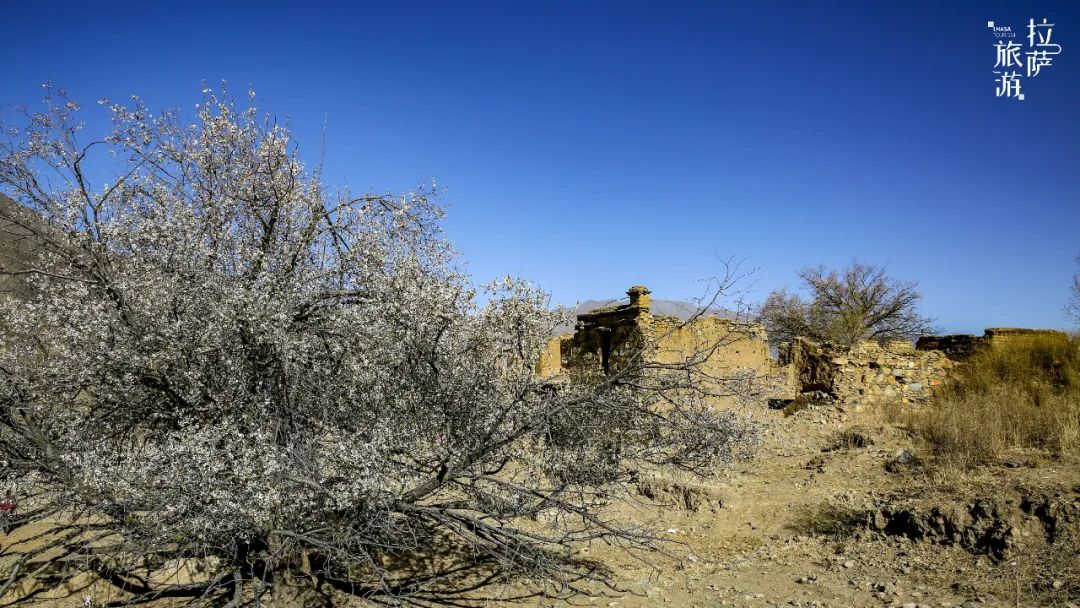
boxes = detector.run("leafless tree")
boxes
[759,261,935,348]
[0,86,758,606]
[1067,255,1080,327]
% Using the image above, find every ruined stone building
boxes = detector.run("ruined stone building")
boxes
[536,283,1069,411]
[775,327,1070,409]
[536,286,787,403]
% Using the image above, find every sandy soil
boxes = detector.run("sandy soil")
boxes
[560,403,1080,608]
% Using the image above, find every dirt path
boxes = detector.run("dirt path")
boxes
[571,404,1080,608]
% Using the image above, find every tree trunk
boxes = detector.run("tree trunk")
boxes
[269,543,329,608]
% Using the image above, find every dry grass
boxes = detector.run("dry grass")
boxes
[950,525,1080,607]
[895,334,1080,468]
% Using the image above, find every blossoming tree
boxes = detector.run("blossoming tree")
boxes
[0,87,757,606]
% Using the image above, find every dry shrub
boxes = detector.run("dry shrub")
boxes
[899,334,1080,468]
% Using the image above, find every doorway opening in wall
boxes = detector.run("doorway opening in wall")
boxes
[599,329,612,375]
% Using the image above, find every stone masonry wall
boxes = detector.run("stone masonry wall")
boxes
[781,338,953,407]
[831,341,953,407]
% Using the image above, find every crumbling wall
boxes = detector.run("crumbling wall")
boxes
[550,285,786,404]
[914,334,983,360]
[782,338,953,407]
[831,341,953,406]
[783,327,1070,407]
[563,301,648,376]
[650,315,782,399]
[916,328,1068,360]
[535,336,564,378]
[984,327,1068,346]
[650,316,770,369]
[777,337,835,394]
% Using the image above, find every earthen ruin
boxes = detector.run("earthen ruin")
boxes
[916,327,1069,360]
[536,286,789,403]
[539,284,1070,410]
[779,337,952,408]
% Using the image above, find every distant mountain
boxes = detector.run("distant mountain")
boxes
[554,297,745,335]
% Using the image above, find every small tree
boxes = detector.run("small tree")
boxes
[0,87,757,606]
[1067,255,1080,327]
[759,261,935,348]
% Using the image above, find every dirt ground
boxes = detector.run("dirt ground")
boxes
[555,402,1080,608]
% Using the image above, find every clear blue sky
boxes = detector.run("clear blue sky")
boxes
[5,1,1078,333]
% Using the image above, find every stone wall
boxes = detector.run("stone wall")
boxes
[534,286,1068,411]
[913,334,983,361]
[916,327,1068,360]
[984,327,1069,346]
[782,327,1071,408]
[780,338,953,407]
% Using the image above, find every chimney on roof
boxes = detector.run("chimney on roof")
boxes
[627,285,651,310]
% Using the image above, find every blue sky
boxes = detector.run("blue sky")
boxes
[4,1,1078,333]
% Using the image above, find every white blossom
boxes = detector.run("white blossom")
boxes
[0,87,757,605]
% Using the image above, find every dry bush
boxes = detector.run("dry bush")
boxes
[897,334,1080,468]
